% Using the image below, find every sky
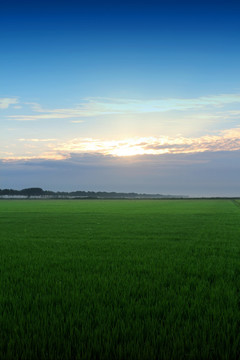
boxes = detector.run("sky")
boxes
[1,0,240,196]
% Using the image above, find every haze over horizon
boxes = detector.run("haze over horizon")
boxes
[1,0,240,196]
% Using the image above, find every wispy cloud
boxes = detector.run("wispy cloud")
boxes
[18,138,57,142]
[7,93,240,121]
[0,98,18,109]
[2,153,66,161]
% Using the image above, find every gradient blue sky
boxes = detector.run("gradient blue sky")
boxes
[1,0,240,195]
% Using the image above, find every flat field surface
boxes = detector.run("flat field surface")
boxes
[1,199,240,359]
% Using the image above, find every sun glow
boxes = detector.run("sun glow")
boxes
[111,146,146,157]
[2,128,240,161]
[47,128,240,158]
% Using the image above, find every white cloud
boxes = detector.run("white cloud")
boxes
[0,98,18,109]
[7,93,240,121]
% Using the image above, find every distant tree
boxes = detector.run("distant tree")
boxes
[20,188,44,196]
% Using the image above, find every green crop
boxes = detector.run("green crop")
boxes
[1,200,240,359]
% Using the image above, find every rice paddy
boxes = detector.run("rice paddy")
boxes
[1,199,240,359]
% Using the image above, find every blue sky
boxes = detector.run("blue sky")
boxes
[1,0,240,195]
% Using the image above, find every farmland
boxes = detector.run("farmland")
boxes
[1,199,240,359]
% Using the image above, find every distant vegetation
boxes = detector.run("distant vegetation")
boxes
[0,187,187,199]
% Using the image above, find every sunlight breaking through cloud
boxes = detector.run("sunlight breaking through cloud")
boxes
[2,127,240,161]
[49,127,240,157]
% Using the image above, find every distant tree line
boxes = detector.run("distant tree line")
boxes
[0,187,186,198]
[0,188,47,196]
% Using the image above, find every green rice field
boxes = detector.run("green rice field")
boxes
[1,199,240,359]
